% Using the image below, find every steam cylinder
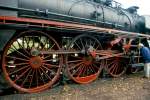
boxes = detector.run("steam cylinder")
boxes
[18,0,145,32]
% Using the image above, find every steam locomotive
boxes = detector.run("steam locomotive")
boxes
[0,0,150,93]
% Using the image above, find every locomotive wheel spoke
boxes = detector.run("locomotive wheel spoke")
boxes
[85,40,88,47]
[16,38,30,56]
[42,65,55,74]
[49,43,55,50]
[111,63,117,74]
[72,65,83,76]
[42,38,48,49]
[115,63,120,74]
[40,66,52,80]
[12,62,29,66]
[82,65,87,76]
[92,40,96,47]
[31,36,35,47]
[38,69,46,84]
[88,65,94,73]
[21,69,32,87]
[43,63,59,68]
[67,59,83,63]
[91,64,97,73]
[68,62,83,70]
[92,64,99,70]
[24,36,30,49]
[36,69,39,87]
[9,65,30,75]
[74,41,82,50]
[95,45,100,50]
[7,56,29,62]
[80,38,84,49]
[44,55,52,60]
[43,59,54,62]
[66,34,104,84]
[77,65,85,77]
[13,67,31,82]
[2,30,62,93]
[11,46,30,59]
[29,70,35,88]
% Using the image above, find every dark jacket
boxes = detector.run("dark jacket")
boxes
[140,46,150,63]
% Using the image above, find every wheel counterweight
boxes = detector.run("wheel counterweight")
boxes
[2,30,62,93]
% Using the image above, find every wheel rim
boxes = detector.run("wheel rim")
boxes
[2,30,62,93]
[66,34,104,84]
[106,56,127,77]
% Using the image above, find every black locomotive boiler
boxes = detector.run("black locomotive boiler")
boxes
[0,0,150,93]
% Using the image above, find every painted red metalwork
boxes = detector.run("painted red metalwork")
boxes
[110,37,122,46]
[75,73,98,83]
[2,30,63,93]
[66,34,104,84]
[29,56,43,69]
[105,56,128,77]
[123,39,133,52]
[0,16,150,38]
[0,15,146,92]
[90,51,96,58]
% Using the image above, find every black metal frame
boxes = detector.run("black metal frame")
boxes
[0,5,124,29]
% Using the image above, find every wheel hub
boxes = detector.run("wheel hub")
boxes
[87,46,96,58]
[31,48,40,56]
[83,56,93,65]
[29,56,43,69]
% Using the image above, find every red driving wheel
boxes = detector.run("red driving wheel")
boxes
[2,30,62,93]
[106,56,127,77]
[66,34,104,84]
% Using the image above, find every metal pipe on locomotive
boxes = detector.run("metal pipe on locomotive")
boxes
[0,0,150,93]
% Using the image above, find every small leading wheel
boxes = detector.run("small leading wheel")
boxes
[66,34,104,84]
[106,56,128,77]
[2,30,62,93]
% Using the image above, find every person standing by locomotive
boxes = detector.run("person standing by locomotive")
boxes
[138,43,150,78]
